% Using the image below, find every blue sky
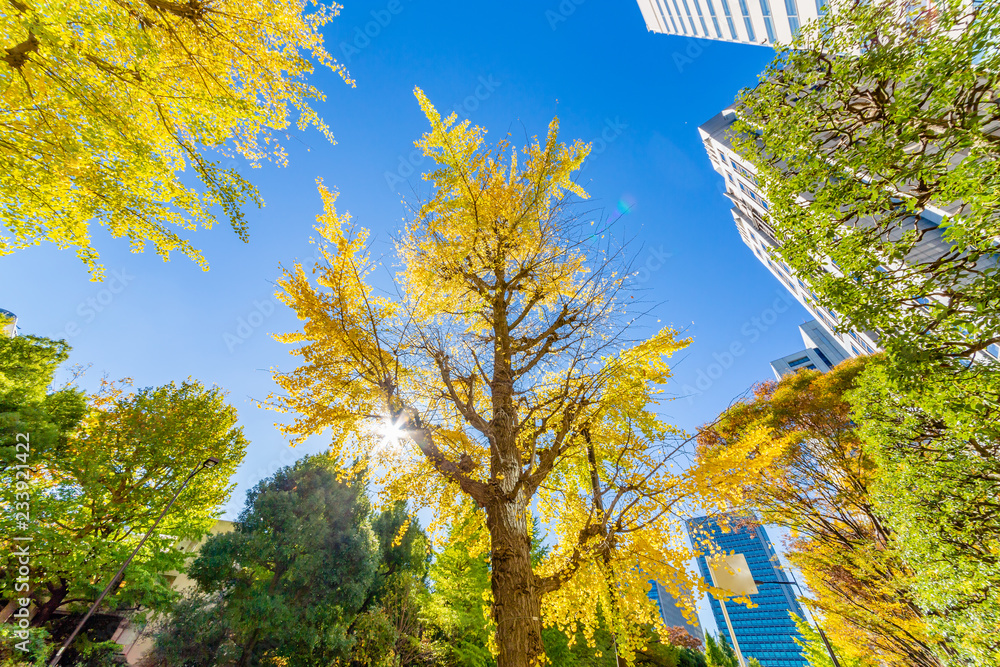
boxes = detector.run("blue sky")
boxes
[2,0,809,635]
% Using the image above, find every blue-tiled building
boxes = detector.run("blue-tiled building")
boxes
[687,515,807,667]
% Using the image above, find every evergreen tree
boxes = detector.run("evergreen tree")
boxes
[185,454,380,667]
[146,455,437,667]
[704,634,737,667]
[423,513,495,667]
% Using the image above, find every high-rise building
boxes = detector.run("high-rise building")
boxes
[635,0,823,46]
[635,0,973,47]
[770,320,849,378]
[1,309,17,338]
[648,581,705,643]
[698,107,881,359]
[687,515,807,667]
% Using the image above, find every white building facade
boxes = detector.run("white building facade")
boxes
[770,320,851,378]
[699,108,882,360]
[635,0,825,46]
[1,309,17,338]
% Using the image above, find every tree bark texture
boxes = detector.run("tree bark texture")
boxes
[30,580,67,627]
[487,495,544,667]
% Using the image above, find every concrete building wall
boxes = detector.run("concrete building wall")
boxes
[770,319,851,378]
[770,346,831,378]
[698,108,882,360]
[113,520,236,664]
[636,0,824,46]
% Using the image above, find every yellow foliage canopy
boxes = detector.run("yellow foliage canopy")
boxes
[696,363,950,667]
[1,0,350,278]
[269,89,757,665]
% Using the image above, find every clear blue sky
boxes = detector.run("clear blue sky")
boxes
[2,0,808,634]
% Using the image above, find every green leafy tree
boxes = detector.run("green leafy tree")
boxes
[148,466,434,667]
[185,454,380,667]
[137,593,233,667]
[697,359,949,666]
[734,0,1000,370]
[0,335,86,468]
[730,4,1000,664]
[1,369,246,631]
[0,625,52,666]
[848,362,1000,666]
[364,501,434,666]
[367,500,431,608]
[423,512,496,667]
[0,333,86,623]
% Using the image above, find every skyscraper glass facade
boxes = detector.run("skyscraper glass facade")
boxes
[647,580,704,643]
[688,515,807,667]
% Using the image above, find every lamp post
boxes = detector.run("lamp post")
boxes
[706,551,843,667]
[706,553,755,667]
[48,457,219,667]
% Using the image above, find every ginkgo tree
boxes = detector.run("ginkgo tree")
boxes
[269,89,777,667]
[1,0,351,278]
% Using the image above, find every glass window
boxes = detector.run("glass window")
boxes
[759,0,776,41]
[671,0,690,33]
[719,0,738,37]
[784,0,799,33]
[737,0,756,40]
[679,0,699,34]
[657,0,681,32]
[703,0,723,36]
[689,0,711,35]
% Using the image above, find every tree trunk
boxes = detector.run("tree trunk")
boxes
[237,628,261,667]
[30,580,68,627]
[487,498,544,667]
[0,596,22,623]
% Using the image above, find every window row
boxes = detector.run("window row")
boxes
[651,0,829,42]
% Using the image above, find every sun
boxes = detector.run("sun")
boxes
[380,416,406,444]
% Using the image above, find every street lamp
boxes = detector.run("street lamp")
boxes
[706,553,755,667]
[48,457,220,666]
[706,552,843,667]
